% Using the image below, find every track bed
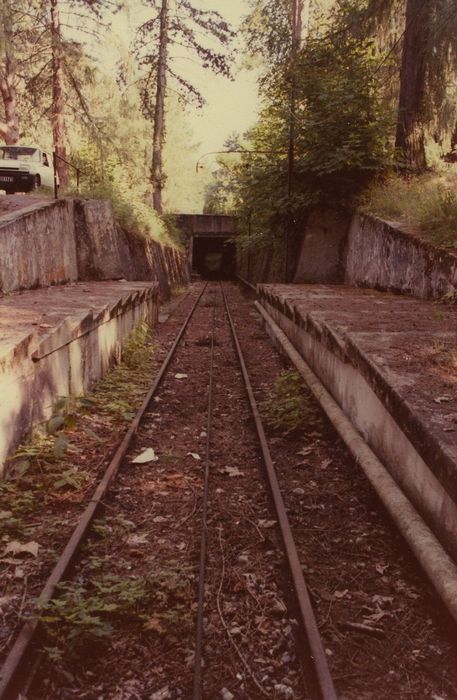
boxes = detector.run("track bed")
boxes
[1,283,456,700]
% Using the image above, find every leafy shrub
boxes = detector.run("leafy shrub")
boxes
[64,141,181,247]
[38,575,147,659]
[261,369,320,435]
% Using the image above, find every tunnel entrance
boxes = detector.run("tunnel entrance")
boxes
[192,236,236,279]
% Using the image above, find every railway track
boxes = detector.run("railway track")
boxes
[1,282,456,699]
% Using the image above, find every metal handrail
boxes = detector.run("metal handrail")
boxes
[52,152,86,198]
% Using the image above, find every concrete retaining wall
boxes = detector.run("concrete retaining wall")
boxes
[258,286,457,561]
[344,214,457,298]
[294,209,349,284]
[0,283,159,474]
[241,209,457,299]
[0,198,190,297]
[0,200,78,292]
[237,239,286,284]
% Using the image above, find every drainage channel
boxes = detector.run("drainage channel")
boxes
[0,281,336,700]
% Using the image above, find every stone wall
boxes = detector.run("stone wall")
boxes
[0,198,190,297]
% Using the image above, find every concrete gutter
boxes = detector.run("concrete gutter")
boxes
[255,300,457,624]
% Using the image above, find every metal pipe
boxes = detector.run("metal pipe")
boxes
[255,300,457,625]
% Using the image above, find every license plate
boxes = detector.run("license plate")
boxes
[0,176,13,182]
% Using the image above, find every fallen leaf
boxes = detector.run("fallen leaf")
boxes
[4,541,39,558]
[0,596,13,610]
[255,615,271,635]
[153,516,167,523]
[39,323,53,329]
[144,618,165,634]
[187,452,201,460]
[320,458,332,470]
[333,589,349,599]
[127,533,148,546]
[174,373,188,380]
[372,594,393,606]
[257,519,276,529]
[375,562,389,575]
[14,567,25,579]
[132,448,158,464]
[364,609,390,623]
[297,447,313,456]
[222,466,244,477]
[434,395,451,404]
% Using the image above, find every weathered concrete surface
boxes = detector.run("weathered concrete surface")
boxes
[74,199,132,281]
[293,209,349,284]
[258,284,457,560]
[240,209,457,299]
[0,197,190,297]
[237,239,286,284]
[177,214,237,238]
[0,281,159,474]
[0,199,78,293]
[345,213,457,299]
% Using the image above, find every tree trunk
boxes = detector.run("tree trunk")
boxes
[285,0,310,281]
[151,0,168,214]
[395,0,430,171]
[0,0,19,144]
[50,0,68,187]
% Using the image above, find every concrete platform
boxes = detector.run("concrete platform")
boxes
[0,281,159,473]
[258,284,457,560]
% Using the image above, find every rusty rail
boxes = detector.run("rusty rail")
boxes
[221,283,338,700]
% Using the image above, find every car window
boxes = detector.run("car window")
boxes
[0,147,40,162]
[42,153,49,167]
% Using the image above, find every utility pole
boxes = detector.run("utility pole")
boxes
[285,0,309,281]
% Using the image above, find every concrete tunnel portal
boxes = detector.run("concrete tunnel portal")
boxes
[176,214,238,280]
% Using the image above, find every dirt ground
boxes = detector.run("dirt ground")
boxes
[0,193,51,216]
[2,282,457,699]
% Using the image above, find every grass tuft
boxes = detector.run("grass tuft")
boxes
[360,168,457,249]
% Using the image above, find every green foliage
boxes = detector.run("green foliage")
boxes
[37,558,193,659]
[261,370,320,435]
[90,320,156,421]
[65,141,180,247]
[207,0,392,255]
[38,574,148,659]
[361,168,457,248]
[121,321,153,369]
[441,288,457,305]
[291,21,392,205]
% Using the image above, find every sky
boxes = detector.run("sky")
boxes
[105,0,261,165]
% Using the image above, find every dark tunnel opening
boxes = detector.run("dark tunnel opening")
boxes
[192,236,236,279]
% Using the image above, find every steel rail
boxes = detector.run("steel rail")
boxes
[192,291,217,700]
[221,284,338,700]
[236,274,257,292]
[0,283,208,700]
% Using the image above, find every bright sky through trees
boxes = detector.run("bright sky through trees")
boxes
[81,0,260,166]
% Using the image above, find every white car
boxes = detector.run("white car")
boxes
[0,145,57,193]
